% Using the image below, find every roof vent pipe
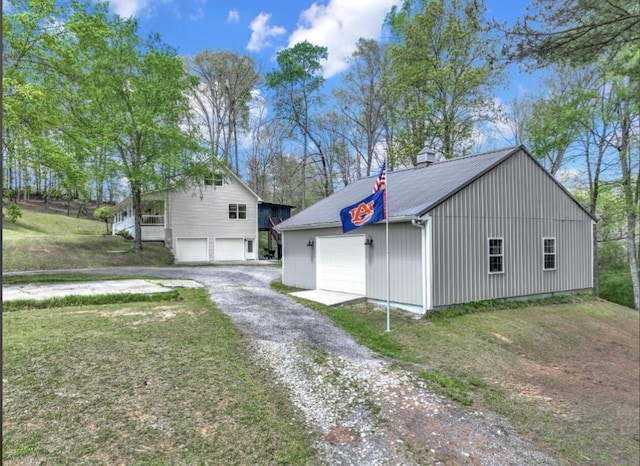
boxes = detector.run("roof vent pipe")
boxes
[416,144,439,167]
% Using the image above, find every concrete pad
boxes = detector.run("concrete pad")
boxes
[149,279,204,289]
[289,289,366,306]
[2,279,202,302]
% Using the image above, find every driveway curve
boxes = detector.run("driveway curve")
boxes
[10,265,557,465]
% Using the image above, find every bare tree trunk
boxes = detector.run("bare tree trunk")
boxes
[617,101,639,310]
[625,223,639,310]
[302,133,307,209]
[132,184,144,252]
[593,223,600,297]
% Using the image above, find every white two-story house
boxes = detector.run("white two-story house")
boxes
[112,170,261,263]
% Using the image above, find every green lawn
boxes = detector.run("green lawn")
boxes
[5,204,638,465]
[2,289,316,465]
[2,207,174,271]
[275,281,640,466]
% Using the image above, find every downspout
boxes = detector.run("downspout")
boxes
[411,218,428,314]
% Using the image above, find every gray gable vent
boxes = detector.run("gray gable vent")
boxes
[417,144,439,166]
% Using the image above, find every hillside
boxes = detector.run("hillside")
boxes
[2,200,175,272]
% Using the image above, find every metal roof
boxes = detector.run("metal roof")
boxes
[277,146,520,231]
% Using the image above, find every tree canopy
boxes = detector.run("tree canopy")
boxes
[502,0,639,70]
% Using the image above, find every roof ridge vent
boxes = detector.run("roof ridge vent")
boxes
[416,144,440,167]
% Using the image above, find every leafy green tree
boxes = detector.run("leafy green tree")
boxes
[385,0,505,162]
[500,0,639,76]
[93,206,114,234]
[266,41,330,206]
[503,0,639,309]
[78,16,202,252]
[524,67,592,175]
[2,0,97,203]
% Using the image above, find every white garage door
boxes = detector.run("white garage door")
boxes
[176,238,208,263]
[316,235,366,295]
[215,238,245,261]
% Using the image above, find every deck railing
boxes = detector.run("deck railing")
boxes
[141,215,164,226]
[112,215,164,235]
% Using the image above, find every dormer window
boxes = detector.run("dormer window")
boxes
[205,172,223,186]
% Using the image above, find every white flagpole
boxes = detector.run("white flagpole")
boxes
[385,166,390,332]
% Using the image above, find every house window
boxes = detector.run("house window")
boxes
[247,240,253,253]
[205,172,223,186]
[229,204,246,219]
[488,238,504,274]
[543,237,556,271]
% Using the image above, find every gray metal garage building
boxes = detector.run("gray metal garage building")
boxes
[276,146,595,313]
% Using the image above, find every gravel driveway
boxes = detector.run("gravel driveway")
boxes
[17,265,558,465]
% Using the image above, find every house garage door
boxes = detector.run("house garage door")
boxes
[316,235,366,295]
[176,238,208,263]
[215,238,245,261]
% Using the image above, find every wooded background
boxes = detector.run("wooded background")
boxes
[3,0,638,308]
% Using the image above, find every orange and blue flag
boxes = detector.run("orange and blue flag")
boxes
[340,189,385,233]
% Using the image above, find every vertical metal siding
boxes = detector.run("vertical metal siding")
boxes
[365,223,423,306]
[282,224,423,307]
[281,229,328,290]
[431,150,592,307]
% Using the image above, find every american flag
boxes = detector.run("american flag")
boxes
[372,160,386,193]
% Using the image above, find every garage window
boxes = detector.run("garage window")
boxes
[229,204,246,219]
[543,237,556,271]
[488,237,504,274]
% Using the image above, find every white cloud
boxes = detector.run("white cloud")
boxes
[107,0,174,19]
[288,0,402,78]
[247,13,286,52]
[109,0,150,18]
[226,10,240,24]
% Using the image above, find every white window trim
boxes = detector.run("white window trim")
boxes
[543,237,557,271]
[228,203,247,220]
[488,237,504,274]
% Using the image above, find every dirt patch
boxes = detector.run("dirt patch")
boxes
[12,197,102,219]
[325,425,359,444]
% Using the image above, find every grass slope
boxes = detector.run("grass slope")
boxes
[2,206,174,271]
[3,207,316,463]
[275,281,640,466]
[2,289,316,465]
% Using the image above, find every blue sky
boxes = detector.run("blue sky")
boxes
[106,0,538,101]
[100,0,550,156]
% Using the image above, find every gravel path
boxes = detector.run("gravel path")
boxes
[10,265,558,465]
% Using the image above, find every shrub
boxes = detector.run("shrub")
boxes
[4,203,23,223]
[600,269,634,309]
[116,229,133,240]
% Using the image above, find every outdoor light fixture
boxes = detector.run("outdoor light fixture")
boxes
[365,236,374,246]
[306,239,315,247]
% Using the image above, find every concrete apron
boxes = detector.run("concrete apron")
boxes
[2,279,203,302]
[289,289,366,306]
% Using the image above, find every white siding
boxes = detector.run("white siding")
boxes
[166,179,258,262]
